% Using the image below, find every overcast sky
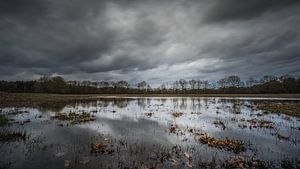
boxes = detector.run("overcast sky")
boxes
[1,0,300,86]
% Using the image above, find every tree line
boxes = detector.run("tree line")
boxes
[0,75,299,94]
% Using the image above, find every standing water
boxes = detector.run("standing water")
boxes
[0,97,299,168]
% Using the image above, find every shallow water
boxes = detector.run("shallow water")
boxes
[0,97,299,168]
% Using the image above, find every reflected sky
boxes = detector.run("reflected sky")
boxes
[0,97,299,168]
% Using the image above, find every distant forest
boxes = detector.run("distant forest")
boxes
[0,75,299,94]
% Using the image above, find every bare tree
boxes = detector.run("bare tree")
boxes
[196,80,201,90]
[189,79,197,90]
[117,81,130,88]
[178,79,187,90]
[246,77,258,87]
[160,82,166,90]
[202,80,209,89]
[217,78,227,88]
[227,76,241,87]
[137,81,149,90]
[260,75,277,83]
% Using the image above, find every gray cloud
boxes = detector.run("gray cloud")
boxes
[202,0,300,23]
[0,0,300,86]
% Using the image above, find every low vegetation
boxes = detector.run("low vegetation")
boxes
[223,156,266,169]
[247,118,274,129]
[90,142,114,155]
[168,123,181,134]
[257,102,300,118]
[144,112,153,117]
[0,131,26,142]
[171,112,184,118]
[194,132,246,153]
[0,115,8,126]
[213,119,226,130]
[51,112,96,124]
[0,92,100,108]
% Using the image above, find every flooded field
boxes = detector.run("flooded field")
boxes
[0,97,299,169]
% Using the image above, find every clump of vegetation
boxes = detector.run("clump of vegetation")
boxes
[0,132,26,141]
[52,112,96,124]
[18,119,31,126]
[191,112,202,115]
[168,123,181,134]
[238,123,248,129]
[213,119,226,130]
[223,156,265,169]
[172,112,184,118]
[247,118,274,129]
[90,143,114,155]
[281,160,300,169]
[7,110,29,115]
[194,132,245,153]
[151,146,193,167]
[257,103,300,118]
[144,112,153,117]
[0,115,8,126]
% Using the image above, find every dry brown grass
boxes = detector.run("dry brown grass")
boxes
[257,102,300,118]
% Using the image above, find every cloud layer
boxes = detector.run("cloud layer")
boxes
[1,0,300,85]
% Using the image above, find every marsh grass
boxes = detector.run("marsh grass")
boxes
[0,115,8,126]
[0,131,26,142]
[247,118,274,129]
[213,119,226,130]
[257,102,300,118]
[171,112,184,118]
[223,156,266,169]
[52,112,96,124]
[194,132,246,153]
[90,142,115,155]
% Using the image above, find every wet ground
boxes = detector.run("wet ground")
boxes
[0,97,299,169]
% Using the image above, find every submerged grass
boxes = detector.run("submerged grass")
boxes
[171,112,184,118]
[194,132,246,153]
[223,156,266,169]
[0,131,26,142]
[213,119,226,130]
[0,115,8,126]
[247,118,274,129]
[90,142,115,155]
[52,112,96,124]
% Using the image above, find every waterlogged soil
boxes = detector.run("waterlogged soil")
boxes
[0,97,299,169]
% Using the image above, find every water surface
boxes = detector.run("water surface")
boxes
[0,97,299,168]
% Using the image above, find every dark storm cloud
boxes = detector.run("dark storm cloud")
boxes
[0,0,300,84]
[202,0,300,23]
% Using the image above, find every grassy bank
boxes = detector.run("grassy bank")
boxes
[0,92,100,107]
[1,92,300,108]
[257,103,300,118]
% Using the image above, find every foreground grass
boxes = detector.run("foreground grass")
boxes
[257,103,300,118]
